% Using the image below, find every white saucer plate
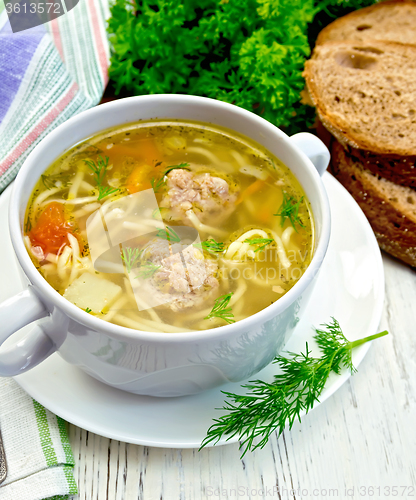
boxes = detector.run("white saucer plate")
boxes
[0,173,384,448]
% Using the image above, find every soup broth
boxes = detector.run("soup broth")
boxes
[24,120,314,333]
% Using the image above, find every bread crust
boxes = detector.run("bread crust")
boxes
[347,147,416,188]
[316,0,416,47]
[303,40,416,156]
[315,119,416,187]
[330,141,416,267]
[374,232,416,267]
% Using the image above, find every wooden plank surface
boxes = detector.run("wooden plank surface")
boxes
[68,253,416,500]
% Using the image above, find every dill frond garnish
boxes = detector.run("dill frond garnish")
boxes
[244,237,273,253]
[200,318,388,457]
[136,261,161,279]
[151,207,169,220]
[121,247,143,273]
[25,217,32,232]
[151,163,191,193]
[41,173,72,190]
[85,307,92,313]
[194,239,225,255]
[162,162,190,177]
[204,293,235,324]
[151,176,165,193]
[156,226,181,243]
[85,155,119,201]
[274,192,305,231]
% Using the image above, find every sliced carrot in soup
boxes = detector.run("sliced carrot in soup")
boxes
[109,139,164,194]
[236,178,267,205]
[109,139,160,164]
[126,164,154,194]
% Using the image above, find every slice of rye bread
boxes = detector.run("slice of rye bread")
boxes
[346,146,416,188]
[316,0,416,47]
[314,120,416,187]
[303,40,416,156]
[330,140,416,266]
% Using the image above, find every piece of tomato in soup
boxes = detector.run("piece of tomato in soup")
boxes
[29,202,78,255]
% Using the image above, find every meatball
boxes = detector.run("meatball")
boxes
[137,238,219,312]
[160,169,238,225]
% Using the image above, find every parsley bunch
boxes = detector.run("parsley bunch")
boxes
[107,0,376,133]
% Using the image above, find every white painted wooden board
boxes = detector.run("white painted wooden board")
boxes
[67,253,416,500]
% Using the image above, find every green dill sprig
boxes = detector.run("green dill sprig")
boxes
[85,155,119,201]
[41,173,72,190]
[136,261,161,279]
[204,293,235,324]
[194,239,225,255]
[162,162,190,177]
[151,176,165,193]
[200,318,388,457]
[156,226,181,243]
[244,237,274,253]
[85,307,92,314]
[274,193,305,231]
[151,163,190,193]
[121,247,143,273]
[25,217,32,233]
[152,207,169,220]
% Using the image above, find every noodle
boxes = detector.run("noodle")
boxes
[125,315,192,333]
[72,202,101,218]
[224,229,269,260]
[102,296,129,322]
[45,253,58,264]
[57,246,72,281]
[67,233,81,284]
[121,220,165,232]
[40,263,56,273]
[123,277,165,323]
[186,146,222,165]
[39,196,99,207]
[186,209,228,238]
[32,187,62,221]
[237,229,269,241]
[228,280,247,306]
[125,279,163,324]
[80,180,96,192]
[65,196,100,206]
[270,230,291,269]
[282,226,295,247]
[67,170,85,200]
[111,314,161,332]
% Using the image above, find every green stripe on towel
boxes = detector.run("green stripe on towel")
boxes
[33,400,59,467]
[57,417,75,466]
[63,465,78,495]
[33,404,78,497]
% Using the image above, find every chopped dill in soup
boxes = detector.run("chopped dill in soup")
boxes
[24,120,314,333]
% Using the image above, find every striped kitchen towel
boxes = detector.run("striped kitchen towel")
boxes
[0,378,77,500]
[0,0,110,193]
[0,3,111,498]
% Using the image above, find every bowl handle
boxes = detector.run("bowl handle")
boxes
[289,132,330,176]
[0,287,57,376]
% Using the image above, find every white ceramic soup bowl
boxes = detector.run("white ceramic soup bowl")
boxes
[0,95,330,397]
